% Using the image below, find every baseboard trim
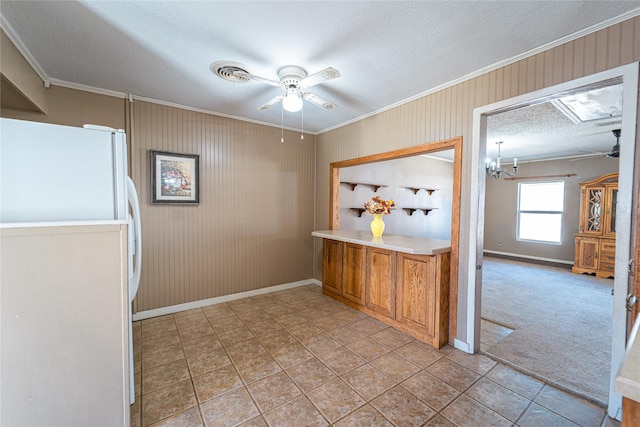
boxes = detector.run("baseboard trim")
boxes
[454,338,472,354]
[133,279,320,321]
[483,250,573,268]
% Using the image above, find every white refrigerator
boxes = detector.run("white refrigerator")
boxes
[0,118,142,426]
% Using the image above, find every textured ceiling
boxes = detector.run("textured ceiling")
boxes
[1,1,639,160]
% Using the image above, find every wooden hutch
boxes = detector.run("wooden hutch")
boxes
[572,172,618,278]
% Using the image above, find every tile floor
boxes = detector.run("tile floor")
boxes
[131,284,618,427]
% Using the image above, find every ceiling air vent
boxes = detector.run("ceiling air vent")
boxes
[210,61,251,83]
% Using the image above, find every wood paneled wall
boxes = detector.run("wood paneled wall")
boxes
[315,16,640,343]
[130,101,315,311]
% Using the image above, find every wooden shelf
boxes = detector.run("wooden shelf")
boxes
[341,181,388,192]
[404,187,437,195]
[349,208,367,217]
[402,207,437,216]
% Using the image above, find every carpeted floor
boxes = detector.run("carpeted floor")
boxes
[481,256,613,407]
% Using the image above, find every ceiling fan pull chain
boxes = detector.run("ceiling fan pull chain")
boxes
[301,107,304,140]
[281,104,284,143]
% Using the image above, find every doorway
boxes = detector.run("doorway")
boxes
[462,63,639,419]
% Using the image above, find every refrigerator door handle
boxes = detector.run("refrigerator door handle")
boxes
[126,177,142,300]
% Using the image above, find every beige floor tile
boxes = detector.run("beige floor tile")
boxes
[446,349,497,375]
[147,406,203,427]
[370,351,420,382]
[298,332,342,356]
[270,342,314,368]
[341,364,396,401]
[142,317,177,336]
[224,337,268,362]
[178,322,214,340]
[210,314,245,332]
[518,402,580,427]
[199,387,259,427]
[246,370,301,412]
[316,345,366,375]
[325,324,366,345]
[465,377,530,422]
[369,327,414,350]
[306,378,367,423]
[181,334,222,357]
[424,414,456,426]
[238,415,268,427]
[426,357,481,391]
[192,364,243,403]
[202,303,235,320]
[485,363,545,400]
[371,385,436,426]
[142,358,191,394]
[332,404,392,427]
[350,317,389,336]
[286,357,337,392]
[534,385,605,427]
[262,395,328,427]
[141,380,197,426]
[186,346,231,376]
[394,341,443,368]
[233,352,282,384]
[345,336,391,361]
[401,371,460,411]
[142,342,185,371]
[142,329,181,352]
[440,394,511,427]
[217,325,256,345]
[136,292,608,427]
[174,314,208,330]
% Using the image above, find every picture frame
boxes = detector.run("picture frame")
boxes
[151,150,200,204]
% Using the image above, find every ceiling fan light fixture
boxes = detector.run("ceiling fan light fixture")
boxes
[282,90,303,112]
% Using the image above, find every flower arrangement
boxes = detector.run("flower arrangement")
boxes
[364,195,395,215]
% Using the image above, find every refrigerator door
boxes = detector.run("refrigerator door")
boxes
[0,118,128,222]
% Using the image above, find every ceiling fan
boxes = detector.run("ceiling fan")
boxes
[211,61,340,112]
[607,129,621,158]
[570,129,621,161]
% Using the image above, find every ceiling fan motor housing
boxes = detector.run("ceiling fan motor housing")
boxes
[278,66,307,89]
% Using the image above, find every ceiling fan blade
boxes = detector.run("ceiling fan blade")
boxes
[302,92,337,110]
[299,67,340,88]
[257,93,285,110]
[234,70,282,88]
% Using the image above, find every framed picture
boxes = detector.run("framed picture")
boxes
[151,150,200,204]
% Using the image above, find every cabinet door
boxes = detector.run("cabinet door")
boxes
[366,247,396,318]
[575,237,599,270]
[603,184,618,237]
[581,187,604,235]
[343,242,366,305]
[322,239,343,297]
[397,253,435,336]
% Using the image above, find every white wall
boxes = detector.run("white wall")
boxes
[339,154,454,240]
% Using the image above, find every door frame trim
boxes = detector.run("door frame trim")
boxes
[463,62,639,419]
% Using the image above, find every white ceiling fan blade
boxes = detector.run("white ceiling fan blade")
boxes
[302,92,337,110]
[234,70,282,88]
[257,93,285,110]
[299,67,340,88]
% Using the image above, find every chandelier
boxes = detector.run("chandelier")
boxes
[486,141,518,179]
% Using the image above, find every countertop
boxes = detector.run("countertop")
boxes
[616,313,640,402]
[312,229,451,256]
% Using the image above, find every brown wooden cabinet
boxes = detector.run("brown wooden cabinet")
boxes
[322,238,343,298]
[572,173,618,278]
[343,242,366,305]
[320,237,450,348]
[397,252,450,349]
[366,247,396,318]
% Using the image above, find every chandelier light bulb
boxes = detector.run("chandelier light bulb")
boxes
[282,92,303,112]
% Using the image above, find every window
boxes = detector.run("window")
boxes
[517,181,564,244]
